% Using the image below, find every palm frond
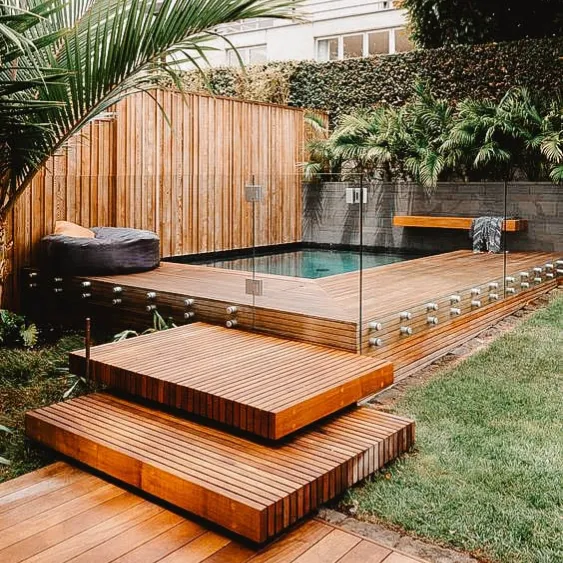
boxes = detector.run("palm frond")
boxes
[1,0,301,216]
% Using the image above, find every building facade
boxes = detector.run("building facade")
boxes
[205,0,411,67]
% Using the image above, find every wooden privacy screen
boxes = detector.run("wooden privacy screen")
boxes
[6,90,308,307]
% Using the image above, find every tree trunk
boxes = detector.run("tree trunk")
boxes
[0,216,12,309]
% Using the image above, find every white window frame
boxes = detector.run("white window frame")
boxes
[316,27,412,61]
[226,44,267,66]
[317,36,341,61]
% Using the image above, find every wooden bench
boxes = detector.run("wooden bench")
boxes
[393,216,527,232]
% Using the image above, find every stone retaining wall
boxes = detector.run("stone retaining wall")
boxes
[302,182,562,253]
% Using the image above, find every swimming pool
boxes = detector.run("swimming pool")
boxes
[170,247,419,279]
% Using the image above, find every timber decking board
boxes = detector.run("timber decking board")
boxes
[27,250,561,360]
[69,324,393,439]
[25,394,415,543]
[75,250,558,322]
[0,462,427,562]
[392,215,528,231]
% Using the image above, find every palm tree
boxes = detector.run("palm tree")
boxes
[401,83,459,190]
[528,92,563,183]
[326,84,458,189]
[0,0,298,302]
[449,87,548,181]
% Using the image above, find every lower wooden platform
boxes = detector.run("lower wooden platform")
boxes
[25,393,414,543]
[69,323,393,439]
[0,462,427,562]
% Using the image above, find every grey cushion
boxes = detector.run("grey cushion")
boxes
[42,227,160,275]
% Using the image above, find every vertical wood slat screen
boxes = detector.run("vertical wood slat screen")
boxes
[6,90,307,308]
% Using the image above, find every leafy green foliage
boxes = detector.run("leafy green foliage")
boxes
[113,308,177,341]
[0,309,38,347]
[306,85,563,188]
[0,333,84,481]
[402,0,563,49]
[348,295,563,563]
[180,38,562,124]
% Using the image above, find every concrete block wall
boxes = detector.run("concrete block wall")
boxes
[302,182,562,253]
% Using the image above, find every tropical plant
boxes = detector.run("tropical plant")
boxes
[400,83,460,189]
[0,0,299,304]
[449,87,556,181]
[529,93,563,183]
[317,83,459,188]
[301,111,340,181]
[305,85,562,188]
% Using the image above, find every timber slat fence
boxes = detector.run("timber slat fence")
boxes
[6,90,308,307]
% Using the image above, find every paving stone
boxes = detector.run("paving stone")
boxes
[317,507,348,525]
[396,536,478,563]
[337,518,402,548]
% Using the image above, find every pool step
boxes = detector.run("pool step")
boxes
[69,323,393,439]
[26,393,414,543]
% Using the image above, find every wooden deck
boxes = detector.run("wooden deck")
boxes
[26,250,561,377]
[26,394,414,543]
[0,462,427,563]
[68,324,393,439]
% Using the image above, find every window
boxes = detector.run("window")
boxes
[226,45,267,66]
[368,31,390,55]
[394,28,414,53]
[316,28,413,61]
[343,34,363,59]
[317,37,338,61]
[317,38,339,61]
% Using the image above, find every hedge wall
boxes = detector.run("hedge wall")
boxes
[179,37,562,121]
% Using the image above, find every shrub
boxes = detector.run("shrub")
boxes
[0,310,37,348]
[177,38,563,123]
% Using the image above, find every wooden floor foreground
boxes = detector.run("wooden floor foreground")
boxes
[0,462,427,563]
[26,394,414,543]
[68,323,393,439]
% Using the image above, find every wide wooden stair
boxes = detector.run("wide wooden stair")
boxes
[26,324,414,544]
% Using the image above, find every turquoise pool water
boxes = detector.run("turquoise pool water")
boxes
[187,249,414,279]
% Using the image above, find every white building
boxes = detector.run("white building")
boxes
[206,0,412,67]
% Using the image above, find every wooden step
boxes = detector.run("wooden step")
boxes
[69,323,393,439]
[25,393,414,543]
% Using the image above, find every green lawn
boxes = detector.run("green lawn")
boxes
[349,296,563,563]
[0,334,85,482]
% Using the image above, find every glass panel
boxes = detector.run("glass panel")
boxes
[368,31,389,55]
[357,180,508,359]
[302,172,364,351]
[317,38,339,61]
[505,182,558,303]
[343,34,363,59]
[394,28,414,52]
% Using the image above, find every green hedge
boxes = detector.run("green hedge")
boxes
[179,37,562,121]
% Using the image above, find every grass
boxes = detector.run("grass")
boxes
[0,333,86,482]
[348,296,563,563]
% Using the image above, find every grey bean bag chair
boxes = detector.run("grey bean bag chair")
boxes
[42,227,160,275]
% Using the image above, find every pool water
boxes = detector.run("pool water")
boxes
[187,249,413,279]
